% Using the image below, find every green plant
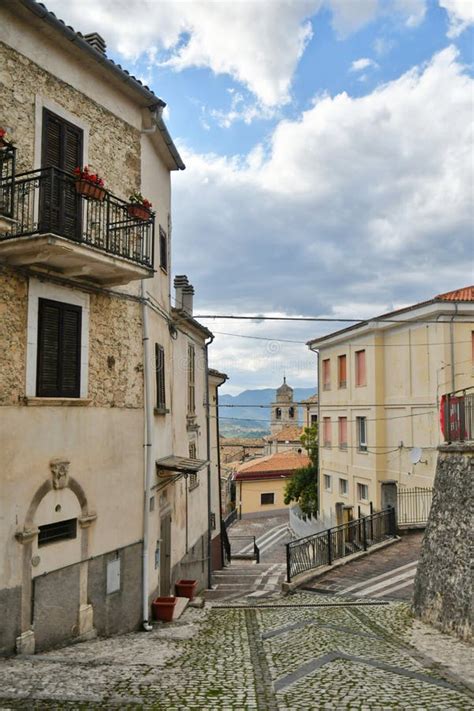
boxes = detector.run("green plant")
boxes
[284,424,318,516]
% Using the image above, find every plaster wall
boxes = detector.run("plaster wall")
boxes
[239,477,290,516]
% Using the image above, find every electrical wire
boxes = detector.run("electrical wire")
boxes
[195,314,474,325]
[219,402,435,408]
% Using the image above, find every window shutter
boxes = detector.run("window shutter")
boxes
[37,299,81,398]
[60,305,81,397]
[159,227,168,272]
[155,343,166,409]
[37,300,61,396]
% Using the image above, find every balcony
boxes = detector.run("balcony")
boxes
[441,387,474,443]
[0,167,155,286]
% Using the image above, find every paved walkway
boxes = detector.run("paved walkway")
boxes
[0,591,472,709]
[304,532,423,602]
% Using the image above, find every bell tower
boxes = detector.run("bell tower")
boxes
[270,378,296,434]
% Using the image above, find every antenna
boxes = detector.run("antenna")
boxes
[410,447,422,465]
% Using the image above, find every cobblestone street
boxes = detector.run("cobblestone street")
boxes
[0,589,472,710]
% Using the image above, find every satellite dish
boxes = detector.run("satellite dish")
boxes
[410,447,422,465]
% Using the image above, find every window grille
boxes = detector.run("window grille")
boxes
[38,518,77,546]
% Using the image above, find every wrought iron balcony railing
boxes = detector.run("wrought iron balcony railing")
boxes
[0,142,16,219]
[0,167,154,269]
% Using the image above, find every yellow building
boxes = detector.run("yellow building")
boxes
[235,450,310,517]
[307,286,474,521]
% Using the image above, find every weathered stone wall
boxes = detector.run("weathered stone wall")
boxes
[88,292,143,408]
[0,41,140,198]
[413,443,473,641]
[0,269,28,405]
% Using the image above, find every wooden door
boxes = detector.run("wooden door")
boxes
[40,109,83,239]
[160,514,172,596]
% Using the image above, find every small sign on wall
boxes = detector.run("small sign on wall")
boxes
[106,557,121,594]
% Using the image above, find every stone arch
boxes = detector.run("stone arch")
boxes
[15,462,96,654]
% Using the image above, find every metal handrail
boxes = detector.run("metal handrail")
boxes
[286,506,396,583]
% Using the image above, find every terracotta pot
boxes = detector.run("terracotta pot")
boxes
[151,596,177,622]
[175,579,198,600]
[127,203,151,221]
[75,179,106,202]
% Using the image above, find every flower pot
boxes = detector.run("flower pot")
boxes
[151,596,177,622]
[75,179,106,202]
[175,579,198,600]
[127,203,151,221]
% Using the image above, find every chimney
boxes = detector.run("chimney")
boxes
[84,32,107,56]
[182,284,195,316]
[174,275,189,310]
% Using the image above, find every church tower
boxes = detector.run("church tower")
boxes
[270,377,297,434]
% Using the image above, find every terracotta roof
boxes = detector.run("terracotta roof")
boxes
[234,450,310,480]
[301,394,318,405]
[266,425,303,443]
[436,286,474,302]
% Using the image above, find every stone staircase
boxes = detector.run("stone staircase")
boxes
[205,561,287,601]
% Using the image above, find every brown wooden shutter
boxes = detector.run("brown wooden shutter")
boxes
[159,227,167,272]
[155,343,166,409]
[37,298,81,397]
[41,109,83,239]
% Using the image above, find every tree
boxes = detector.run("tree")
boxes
[284,425,318,517]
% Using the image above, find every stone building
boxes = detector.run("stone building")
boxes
[307,286,474,522]
[0,0,224,656]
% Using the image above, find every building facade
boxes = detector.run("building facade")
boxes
[307,287,474,522]
[234,450,310,517]
[270,378,298,434]
[0,1,222,656]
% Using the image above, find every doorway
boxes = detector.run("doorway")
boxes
[160,514,171,596]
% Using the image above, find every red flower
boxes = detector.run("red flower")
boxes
[0,128,6,139]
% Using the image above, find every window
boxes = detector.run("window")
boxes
[275,407,281,420]
[261,493,275,505]
[357,483,369,501]
[338,417,348,449]
[310,414,318,426]
[357,416,368,452]
[159,226,168,272]
[37,298,81,397]
[289,406,295,419]
[155,343,166,410]
[339,478,348,496]
[355,350,366,387]
[189,442,197,459]
[188,344,195,415]
[38,518,77,546]
[322,358,331,390]
[323,474,332,491]
[188,442,199,489]
[338,355,347,388]
[323,417,331,447]
[210,512,216,530]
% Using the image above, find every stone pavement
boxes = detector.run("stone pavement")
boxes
[304,532,423,602]
[0,589,473,710]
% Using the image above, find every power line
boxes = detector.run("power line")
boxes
[196,314,474,325]
[217,409,436,424]
[211,330,471,347]
[220,402,435,408]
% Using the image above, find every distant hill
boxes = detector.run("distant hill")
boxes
[219,387,316,438]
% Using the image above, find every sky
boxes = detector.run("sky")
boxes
[47,0,474,394]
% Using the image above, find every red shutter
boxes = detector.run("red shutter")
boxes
[356,350,366,387]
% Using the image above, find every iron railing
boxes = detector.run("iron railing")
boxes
[0,167,154,268]
[397,487,433,526]
[0,142,16,219]
[286,507,396,582]
[223,508,238,528]
[442,388,474,443]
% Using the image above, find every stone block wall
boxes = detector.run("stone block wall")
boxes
[413,443,473,641]
[0,269,28,404]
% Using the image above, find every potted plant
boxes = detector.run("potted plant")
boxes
[128,192,153,221]
[175,579,198,600]
[151,596,177,622]
[74,166,106,201]
[0,127,14,150]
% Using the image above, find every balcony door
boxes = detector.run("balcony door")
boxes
[40,109,83,240]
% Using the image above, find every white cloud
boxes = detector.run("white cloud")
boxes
[44,0,320,107]
[393,0,427,27]
[172,47,474,387]
[209,92,278,129]
[438,0,474,36]
[350,57,379,72]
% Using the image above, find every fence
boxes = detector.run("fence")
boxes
[286,507,396,583]
[441,387,474,443]
[397,487,433,526]
[289,505,336,538]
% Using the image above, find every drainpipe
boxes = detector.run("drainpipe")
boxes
[449,304,458,392]
[141,281,154,631]
[204,334,214,589]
